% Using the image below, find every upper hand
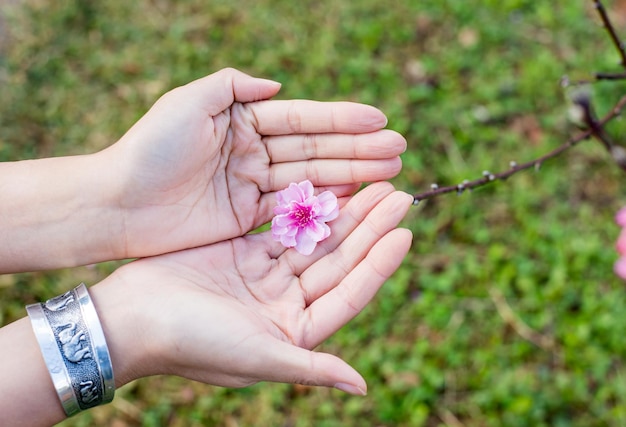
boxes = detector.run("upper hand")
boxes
[102,68,406,258]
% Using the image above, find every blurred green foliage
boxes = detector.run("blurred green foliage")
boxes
[2,0,626,426]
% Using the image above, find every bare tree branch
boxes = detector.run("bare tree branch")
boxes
[593,0,626,69]
[412,1,626,205]
[412,95,626,205]
[595,71,626,80]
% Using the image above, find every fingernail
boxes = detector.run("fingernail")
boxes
[334,382,367,396]
[260,78,282,88]
[369,112,388,128]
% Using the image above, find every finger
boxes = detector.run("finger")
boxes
[269,157,402,191]
[249,100,388,135]
[303,228,413,348]
[182,68,282,115]
[265,129,407,163]
[253,339,367,395]
[276,182,397,272]
[319,183,362,201]
[300,191,413,303]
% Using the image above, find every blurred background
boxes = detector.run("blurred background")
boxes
[2,1,626,426]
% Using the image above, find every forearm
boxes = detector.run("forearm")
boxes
[0,317,67,426]
[0,278,145,426]
[0,152,125,273]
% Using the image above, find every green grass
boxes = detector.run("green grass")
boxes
[2,1,626,425]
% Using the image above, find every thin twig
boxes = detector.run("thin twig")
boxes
[574,87,626,171]
[595,71,626,80]
[489,288,555,352]
[412,0,626,204]
[574,87,614,151]
[437,407,466,427]
[412,95,626,204]
[593,0,626,69]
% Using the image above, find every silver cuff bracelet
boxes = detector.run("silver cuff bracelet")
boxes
[26,283,115,416]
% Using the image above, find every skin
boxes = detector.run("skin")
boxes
[0,68,406,273]
[0,183,413,426]
[0,68,411,425]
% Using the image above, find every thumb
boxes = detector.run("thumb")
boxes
[258,340,367,396]
[185,67,281,115]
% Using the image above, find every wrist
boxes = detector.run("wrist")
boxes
[0,278,148,426]
[88,148,129,260]
[87,273,156,387]
[57,151,128,265]
[26,283,115,415]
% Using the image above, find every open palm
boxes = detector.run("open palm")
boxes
[106,183,412,392]
[106,68,406,258]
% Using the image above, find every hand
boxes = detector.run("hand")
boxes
[103,68,406,258]
[93,182,413,393]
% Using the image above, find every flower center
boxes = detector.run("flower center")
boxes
[292,203,313,227]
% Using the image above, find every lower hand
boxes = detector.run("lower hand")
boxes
[92,182,413,393]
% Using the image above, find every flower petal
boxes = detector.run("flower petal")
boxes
[281,233,297,248]
[273,214,294,227]
[305,220,330,242]
[617,207,626,227]
[295,231,317,255]
[298,180,315,199]
[317,192,339,221]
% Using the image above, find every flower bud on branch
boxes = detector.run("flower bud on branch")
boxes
[412,0,626,205]
[412,95,626,205]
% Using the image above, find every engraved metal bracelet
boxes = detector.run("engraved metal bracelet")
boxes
[26,283,115,416]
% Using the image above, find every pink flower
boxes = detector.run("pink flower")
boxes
[616,206,626,228]
[271,180,339,255]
